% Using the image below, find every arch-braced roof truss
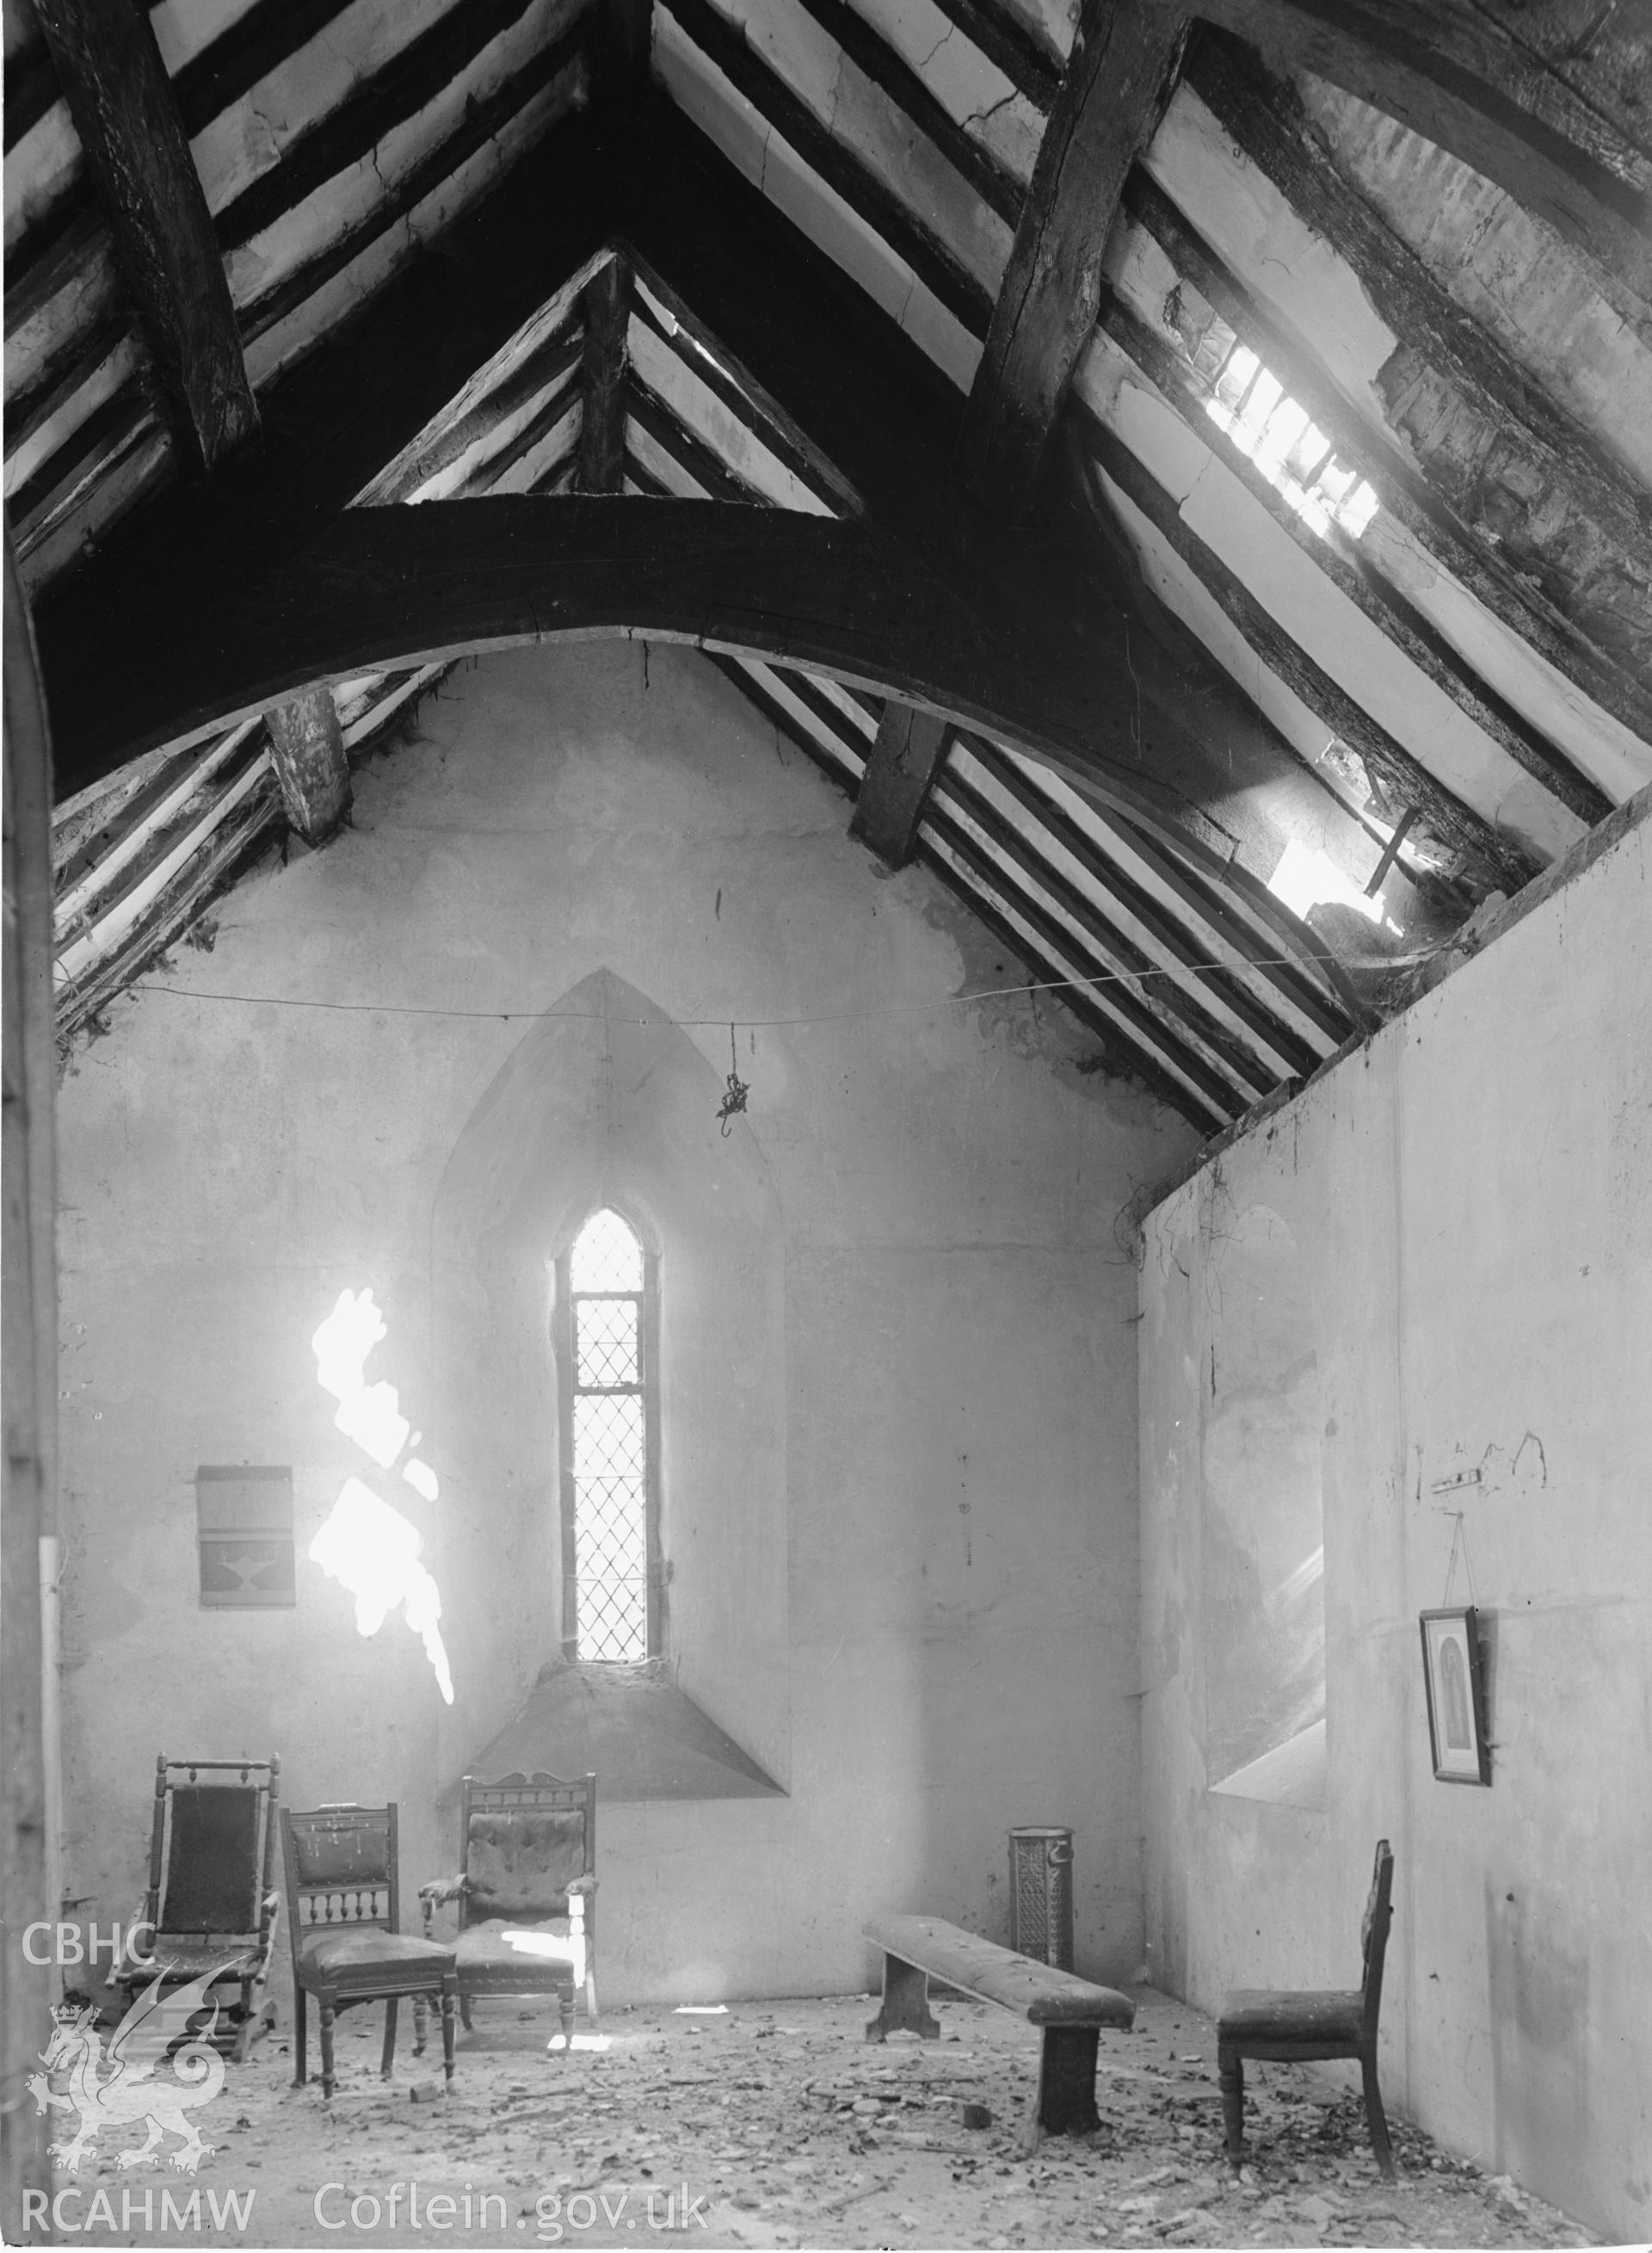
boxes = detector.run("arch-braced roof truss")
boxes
[9,0,1650,1133]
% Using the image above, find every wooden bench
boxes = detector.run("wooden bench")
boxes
[863,1915,1134,2147]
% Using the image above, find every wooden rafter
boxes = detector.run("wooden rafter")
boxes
[31,0,257,470]
[922,0,1063,113]
[1181,33,1651,731]
[608,105,1389,917]
[1094,295,1612,828]
[1193,0,1652,320]
[789,0,1026,225]
[659,0,996,336]
[30,99,1383,1049]
[957,0,1189,517]
[1082,418,1540,893]
[1121,168,1652,750]
[851,703,952,867]
[213,0,583,250]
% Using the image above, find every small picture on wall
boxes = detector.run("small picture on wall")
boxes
[1420,1606,1490,1785]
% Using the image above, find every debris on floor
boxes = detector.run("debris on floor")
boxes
[38,1986,1593,2248]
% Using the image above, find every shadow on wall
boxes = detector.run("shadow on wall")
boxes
[1199,1204,1327,1808]
[427,966,788,1801]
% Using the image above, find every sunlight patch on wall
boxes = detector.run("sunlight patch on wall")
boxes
[313,1287,411,1466]
[309,1478,455,1704]
[311,1287,452,1700]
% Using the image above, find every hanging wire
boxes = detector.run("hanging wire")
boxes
[715,1022,750,1135]
[1441,1512,1477,1608]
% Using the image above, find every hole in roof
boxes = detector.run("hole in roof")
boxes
[1267,838,1395,931]
[1204,338,1379,542]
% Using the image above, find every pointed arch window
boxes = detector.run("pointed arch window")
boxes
[555,1208,659,1662]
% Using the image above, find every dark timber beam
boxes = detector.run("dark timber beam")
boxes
[577,255,631,495]
[851,702,952,866]
[264,687,351,846]
[32,0,257,471]
[48,497,1248,855]
[1194,0,1652,321]
[957,0,1189,518]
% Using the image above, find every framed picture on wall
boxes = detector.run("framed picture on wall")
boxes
[1420,1606,1490,1784]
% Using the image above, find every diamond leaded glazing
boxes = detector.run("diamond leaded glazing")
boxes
[568,1210,648,1661]
[570,1208,644,1293]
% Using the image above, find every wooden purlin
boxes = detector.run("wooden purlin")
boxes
[1121,167,1652,751]
[1093,289,1612,831]
[1083,417,1544,895]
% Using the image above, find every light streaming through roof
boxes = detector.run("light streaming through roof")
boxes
[1205,343,1380,541]
[1267,838,1394,930]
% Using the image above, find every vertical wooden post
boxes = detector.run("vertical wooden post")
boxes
[850,701,951,867]
[577,256,631,497]
[265,686,351,846]
[2,534,59,2241]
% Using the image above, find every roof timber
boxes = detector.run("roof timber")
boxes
[210,0,593,252]
[30,0,257,470]
[921,0,1063,113]
[850,702,951,867]
[1082,418,1543,894]
[1181,34,1652,722]
[1192,0,1652,324]
[956,0,1188,517]
[33,96,1362,913]
[611,102,1409,907]
[788,0,1026,227]
[705,647,1273,1126]
[1121,169,1652,754]
[934,766,1280,1101]
[657,0,996,338]
[31,109,617,771]
[577,251,630,493]
[264,685,351,845]
[44,492,1293,853]
[1092,294,1614,829]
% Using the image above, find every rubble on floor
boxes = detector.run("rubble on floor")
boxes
[45,1986,1592,2249]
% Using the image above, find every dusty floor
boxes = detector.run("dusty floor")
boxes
[35,1986,1592,2250]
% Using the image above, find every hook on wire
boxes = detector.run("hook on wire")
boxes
[715,1023,750,1136]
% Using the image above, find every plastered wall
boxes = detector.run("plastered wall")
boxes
[1138,803,1652,2239]
[53,639,1195,2009]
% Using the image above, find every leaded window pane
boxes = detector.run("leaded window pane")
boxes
[570,1208,643,1292]
[576,1297,638,1387]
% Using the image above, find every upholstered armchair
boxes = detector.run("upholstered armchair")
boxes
[415,1771,598,2052]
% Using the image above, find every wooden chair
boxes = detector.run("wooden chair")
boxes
[108,1755,281,2062]
[1217,1840,1396,2178]
[414,1771,597,2052]
[280,1803,456,2098]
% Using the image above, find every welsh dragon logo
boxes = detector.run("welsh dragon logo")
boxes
[28,1964,231,2174]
